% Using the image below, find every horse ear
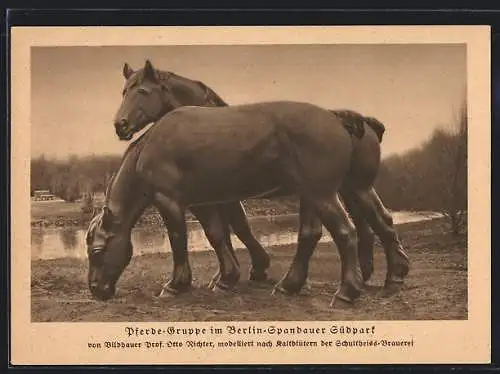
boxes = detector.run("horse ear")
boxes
[123,63,134,79]
[143,60,158,82]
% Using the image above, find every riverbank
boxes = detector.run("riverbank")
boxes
[31,198,300,228]
[31,218,467,322]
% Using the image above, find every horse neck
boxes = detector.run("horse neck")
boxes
[106,141,150,234]
[167,73,229,108]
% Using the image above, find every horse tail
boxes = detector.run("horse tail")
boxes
[329,109,366,139]
[363,116,386,143]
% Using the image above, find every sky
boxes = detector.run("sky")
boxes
[31,44,466,160]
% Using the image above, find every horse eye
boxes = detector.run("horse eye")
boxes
[138,88,150,95]
[92,248,104,256]
[90,249,105,265]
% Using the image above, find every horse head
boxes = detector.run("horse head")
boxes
[113,60,182,141]
[85,205,133,300]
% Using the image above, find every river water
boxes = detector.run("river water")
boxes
[31,211,442,260]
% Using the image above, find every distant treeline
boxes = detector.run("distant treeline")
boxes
[375,128,467,212]
[31,106,467,234]
[31,154,122,202]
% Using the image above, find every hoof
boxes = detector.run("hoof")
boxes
[272,272,306,296]
[361,267,374,283]
[209,279,235,293]
[208,273,238,292]
[157,286,179,298]
[334,281,363,304]
[330,294,355,309]
[271,281,299,296]
[249,269,269,282]
[343,269,364,299]
[381,279,404,298]
[392,247,411,279]
[157,280,190,298]
[207,278,217,290]
[209,268,240,290]
[363,282,382,293]
[252,277,277,286]
[208,271,221,290]
[394,264,410,280]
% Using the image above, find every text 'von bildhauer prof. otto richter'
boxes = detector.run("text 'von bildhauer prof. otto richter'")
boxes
[87,324,416,350]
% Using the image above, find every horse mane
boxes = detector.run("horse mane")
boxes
[155,68,229,107]
[194,80,230,107]
[156,69,173,85]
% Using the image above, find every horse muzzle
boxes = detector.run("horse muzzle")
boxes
[114,118,134,141]
[88,265,116,301]
[89,280,116,301]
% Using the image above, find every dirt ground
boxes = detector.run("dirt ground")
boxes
[31,218,467,322]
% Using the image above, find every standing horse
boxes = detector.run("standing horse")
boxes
[87,100,369,306]
[110,60,409,295]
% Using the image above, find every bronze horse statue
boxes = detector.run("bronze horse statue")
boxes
[88,99,378,306]
[86,61,409,306]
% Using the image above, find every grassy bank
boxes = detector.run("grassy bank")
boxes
[31,218,467,322]
[31,198,300,228]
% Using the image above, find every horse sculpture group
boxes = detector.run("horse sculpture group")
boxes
[86,60,409,307]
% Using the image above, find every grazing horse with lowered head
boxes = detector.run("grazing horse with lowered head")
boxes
[108,60,409,297]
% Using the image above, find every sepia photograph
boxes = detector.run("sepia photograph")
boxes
[11,26,490,365]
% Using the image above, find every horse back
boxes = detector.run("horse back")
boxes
[136,101,354,196]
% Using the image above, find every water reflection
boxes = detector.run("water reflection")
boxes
[31,229,44,259]
[133,228,169,256]
[60,229,78,252]
[31,211,442,261]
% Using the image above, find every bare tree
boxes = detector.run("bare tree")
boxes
[375,102,467,236]
[448,103,468,235]
[425,102,467,235]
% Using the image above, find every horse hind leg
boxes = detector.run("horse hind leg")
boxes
[308,192,364,305]
[206,208,240,289]
[273,201,322,295]
[341,191,375,283]
[218,202,271,282]
[191,206,241,291]
[349,188,410,296]
[355,220,375,283]
[370,188,410,287]
[372,188,395,227]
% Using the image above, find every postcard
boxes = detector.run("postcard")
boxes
[10,25,490,365]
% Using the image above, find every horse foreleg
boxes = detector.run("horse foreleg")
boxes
[340,190,376,283]
[154,193,192,296]
[191,206,241,291]
[308,193,364,306]
[350,188,410,296]
[217,202,271,282]
[273,200,322,295]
